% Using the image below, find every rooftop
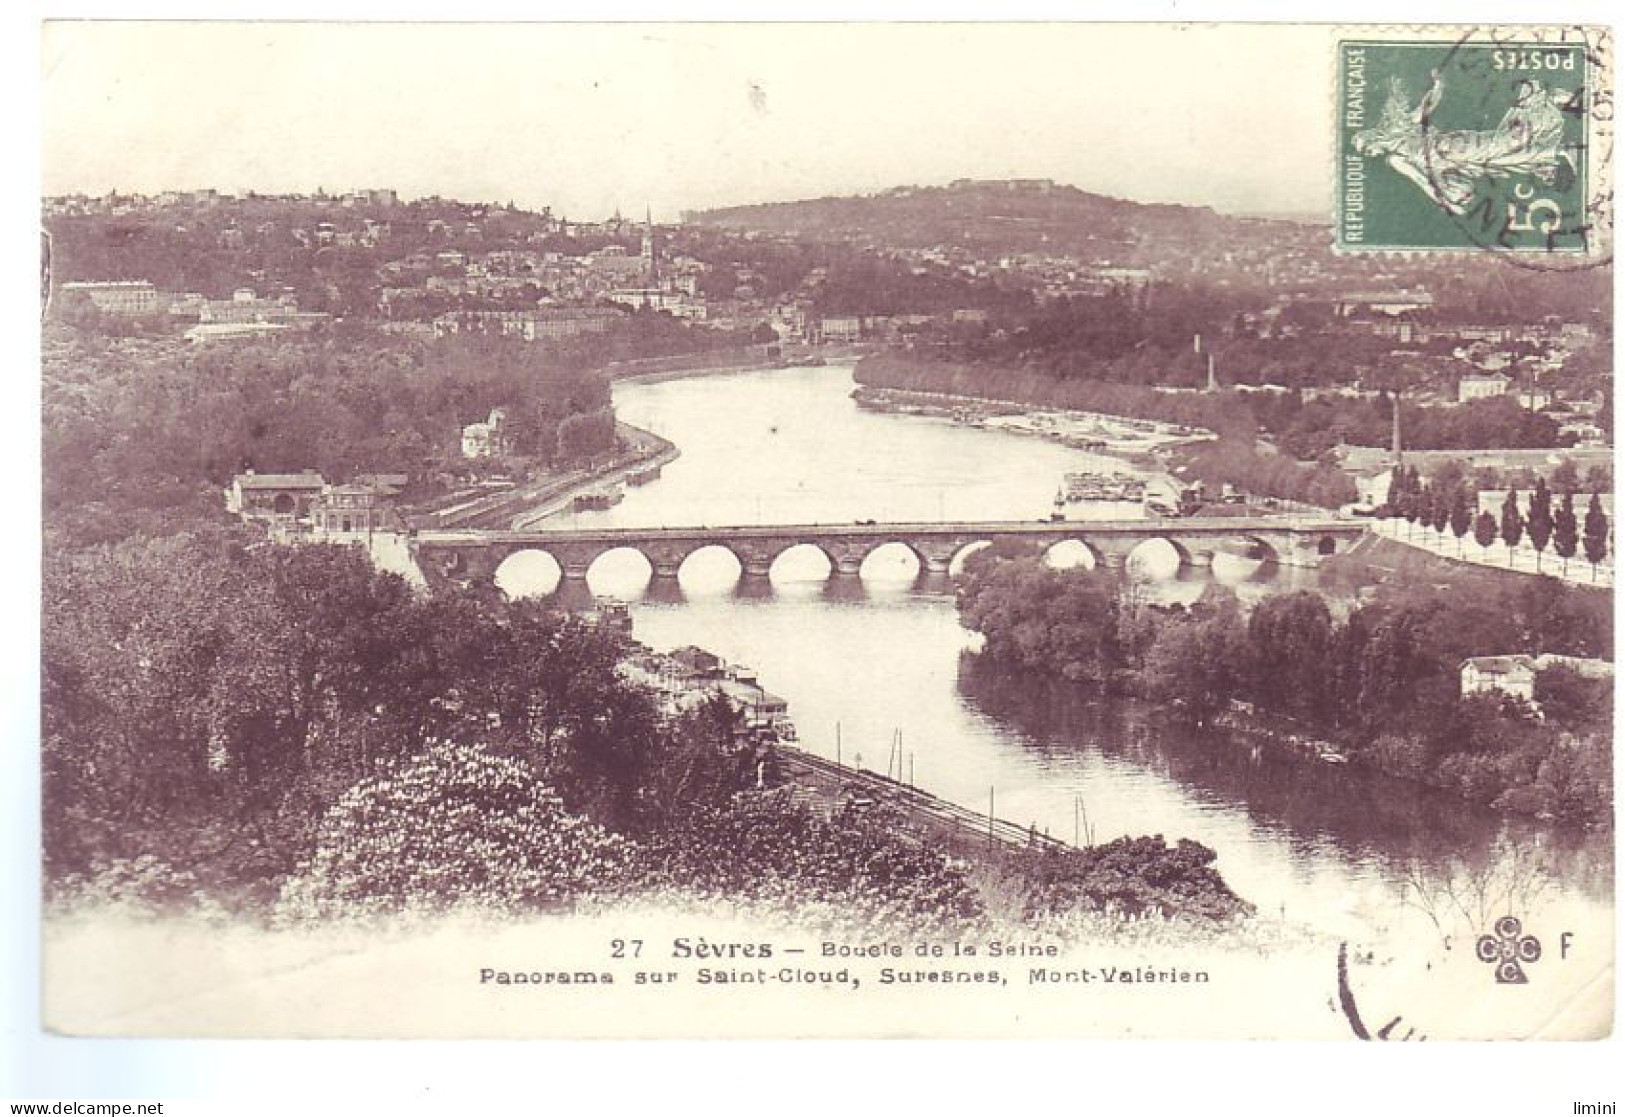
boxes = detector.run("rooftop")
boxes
[234,472,327,490]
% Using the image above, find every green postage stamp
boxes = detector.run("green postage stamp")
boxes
[1338,30,1610,253]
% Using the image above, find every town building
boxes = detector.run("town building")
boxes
[433,306,623,342]
[309,483,401,537]
[225,471,328,521]
[819,316,864,343]
[1460,654,1614,707]
[1461,655,1539,703]
[185,322,290,344]
[58,280,160,317]
[462,408,510,459]
[1334,290,1435,317]
[535,306,623,339]
[1458,371,1512,403]
[1518,387,1555,411]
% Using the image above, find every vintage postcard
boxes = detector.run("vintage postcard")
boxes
[38,21,1614,1042]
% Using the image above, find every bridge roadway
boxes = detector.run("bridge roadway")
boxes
[409,515,1369,588]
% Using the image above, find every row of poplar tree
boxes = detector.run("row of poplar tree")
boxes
[1385,465,1611,574]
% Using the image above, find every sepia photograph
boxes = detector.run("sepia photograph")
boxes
[21,11,1619,1087]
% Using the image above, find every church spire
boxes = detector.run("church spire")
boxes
[642,204,658,284]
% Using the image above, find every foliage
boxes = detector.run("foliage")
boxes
[1583,493,1610,569]
[1553,492,1579,568]
[956,551,1125,684]
[41,535,658,898]
[1534,666,1613,734]
[1500,489,1525,552]
[1140,596,1250,726]
[1526,479,1554,566]
[1021,836,1252,921]
[41,326,613,547]
[640,792,987,932]
[278,740,633,920]
[954,549,1613,822]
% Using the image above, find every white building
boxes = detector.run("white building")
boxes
[1459,372,1511,403]
[59,280,160,317]
[1460,653,1613,707]
[461,408,509,459]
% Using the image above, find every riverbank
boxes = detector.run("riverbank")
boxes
[855,352,1357,508]
[628,635,1252,924]
[606,343,795,385]
[406,420,679,532]
[851,384,1212,460]
[957,547,1612,827]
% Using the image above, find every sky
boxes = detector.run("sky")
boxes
[42,22,1339,219]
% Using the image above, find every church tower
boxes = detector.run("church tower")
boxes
[641,205,658,285]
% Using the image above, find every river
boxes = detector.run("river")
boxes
[497,363,1613,957]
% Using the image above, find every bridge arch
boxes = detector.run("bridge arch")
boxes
[948,540,994,577]
[1042,538,1101,572]
[493,548,563,598]
[584,546,654,596]
[859,540,925,583]
[678,543,745,592]
[768,542,836,583]
[1208,536,1281,583]
[1125,537,1190,580]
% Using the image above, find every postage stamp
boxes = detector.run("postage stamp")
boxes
[1338,30,1608,255]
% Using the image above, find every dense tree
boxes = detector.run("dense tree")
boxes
[41,327,616,547]
[1247,592,1335,722]
[955,553,1125,685]
[1400,467,1425,537]
[1473,510,1498,553]
[1534,666,1613,735]
[1448,485,1473,557]
[1429,484,1451,536]
[43,536,692,899]
[1500,489,1525,563]
[1553,492,1580,574]
[1140,597,1249,726]
[1582,493,1610,576]
[956,557,1612,822]
[1526,478,1554,572]
[1551,458,1581,495]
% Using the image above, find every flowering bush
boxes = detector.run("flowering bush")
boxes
[1022,836,1251,922]
[640,792,987,934]
[278,740,633,921]
[49,854,208,916]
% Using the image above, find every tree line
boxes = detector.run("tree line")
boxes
[44,532,1244,928]
[43,324,620,548]
[1384,466,1611,576]
[856,353,1358,506]
[956,548,1612,823]
[41,534,962,924]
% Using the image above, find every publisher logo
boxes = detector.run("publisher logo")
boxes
[1476,915,1542,984]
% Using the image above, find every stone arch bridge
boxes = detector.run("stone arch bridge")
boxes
[409,517,1368,592]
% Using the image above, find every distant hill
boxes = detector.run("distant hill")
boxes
[686,179,1300,263]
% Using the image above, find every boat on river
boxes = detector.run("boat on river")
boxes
[1063,471,1145,503]
[573,486,624,512]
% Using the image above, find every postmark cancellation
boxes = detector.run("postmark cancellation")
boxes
[1338,27,1613,259]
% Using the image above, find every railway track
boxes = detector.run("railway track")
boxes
[775,745,1072,857]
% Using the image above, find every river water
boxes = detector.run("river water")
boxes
[499,364,1612,953]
